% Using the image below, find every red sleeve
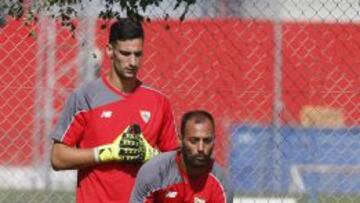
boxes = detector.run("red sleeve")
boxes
[211,188,227,203]
[209,173,232,203]
[62,111,86,146]
[157,97,179,151]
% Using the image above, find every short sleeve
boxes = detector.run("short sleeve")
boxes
[50,91,86,146]
[157,97,179,151]
[130,160,160,203]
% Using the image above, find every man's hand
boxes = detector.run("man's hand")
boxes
[131,124,160,162]
[94,125,141,163]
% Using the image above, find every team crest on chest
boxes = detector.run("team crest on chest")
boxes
[140,110,151,123]
[194,197,206,203]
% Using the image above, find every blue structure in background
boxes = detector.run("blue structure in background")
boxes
[230,125,360,194]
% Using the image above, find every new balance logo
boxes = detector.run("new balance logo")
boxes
[100,111,112,118]
[165,191,177,198]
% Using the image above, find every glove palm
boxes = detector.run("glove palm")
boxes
[131,124,160,162]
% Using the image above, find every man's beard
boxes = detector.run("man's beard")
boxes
[182,147,212,168]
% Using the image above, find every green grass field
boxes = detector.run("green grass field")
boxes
[234,193,360,203]
[316,194,360,203]
[0,190,74,203]
[1,190,360,203]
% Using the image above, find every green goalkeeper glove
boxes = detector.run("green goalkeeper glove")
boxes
[131,124,160,162]
[94,125,141,163]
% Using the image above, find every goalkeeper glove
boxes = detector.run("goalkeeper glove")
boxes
[131,124,160,162]
[94,125,141,163]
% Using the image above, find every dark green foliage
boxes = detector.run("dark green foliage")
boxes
[2,0,196,28]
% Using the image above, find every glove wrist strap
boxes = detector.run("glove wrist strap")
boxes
[93,147,100,163]
[94,144,113,163]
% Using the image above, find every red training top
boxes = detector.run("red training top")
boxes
[51,75,179,203]
[130,151,233,203]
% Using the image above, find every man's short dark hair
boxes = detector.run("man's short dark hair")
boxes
[109,18,144,44]
[180,110,215,137]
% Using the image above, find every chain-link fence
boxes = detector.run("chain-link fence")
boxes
[0,0,359,202]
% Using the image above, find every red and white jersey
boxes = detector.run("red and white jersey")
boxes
[51,75,179,203]
[130,151,233,203]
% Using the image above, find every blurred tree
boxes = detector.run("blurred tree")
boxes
[0,0,196,29]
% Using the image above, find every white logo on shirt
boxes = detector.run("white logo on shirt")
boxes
[165,191,177,198]
[100,111,112,118]
[140,110,151,123]
[194,197,206,203]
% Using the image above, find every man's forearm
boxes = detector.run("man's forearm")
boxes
[51,142,97,170]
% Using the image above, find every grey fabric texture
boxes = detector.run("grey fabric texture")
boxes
[130,151,181,202]
[50,78,121,142]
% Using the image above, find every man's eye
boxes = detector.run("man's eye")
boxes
[118,50,143,57]
[119,51,131,56]
[134,51,143,57]
[204,138,213,144]
[189,139,198,144]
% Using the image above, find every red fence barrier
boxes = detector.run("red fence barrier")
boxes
[1,19,358,166]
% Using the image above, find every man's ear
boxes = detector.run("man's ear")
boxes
[107,43,113,59]
[178,134,183,147]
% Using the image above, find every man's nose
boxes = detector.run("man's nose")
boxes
[129,55,138,66]
[197,141,204,152]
